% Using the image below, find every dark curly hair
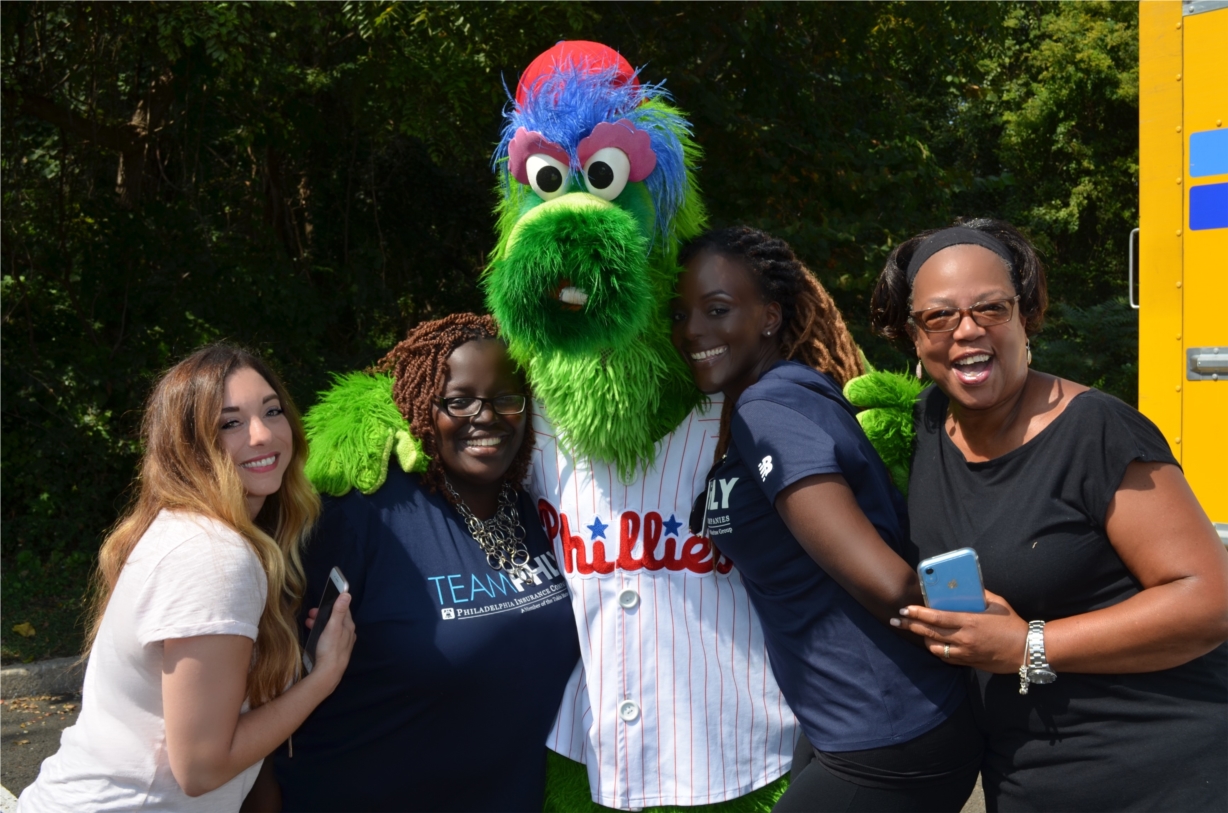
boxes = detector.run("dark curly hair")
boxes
[869,218,1048,346]
[375,313,533,502]
[679,226,865,458]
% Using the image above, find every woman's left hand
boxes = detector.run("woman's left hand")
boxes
[891,589,1029,674]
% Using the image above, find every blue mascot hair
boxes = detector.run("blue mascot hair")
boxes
[493,63,692,244]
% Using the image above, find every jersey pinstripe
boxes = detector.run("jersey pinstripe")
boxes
[532,397,798,809]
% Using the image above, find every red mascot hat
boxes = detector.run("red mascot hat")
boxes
[514,40,639,109]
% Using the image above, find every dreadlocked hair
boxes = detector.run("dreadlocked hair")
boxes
[678,226,865,459]
[375,313,533,501]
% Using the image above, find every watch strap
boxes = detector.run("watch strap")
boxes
[1018,620,1051,695]
[1027,619,1049,668]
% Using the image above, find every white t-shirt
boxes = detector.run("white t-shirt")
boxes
[19,510,268,813]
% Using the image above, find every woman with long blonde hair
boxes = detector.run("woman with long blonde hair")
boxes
[20,343,356,813]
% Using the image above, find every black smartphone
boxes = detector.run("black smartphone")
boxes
[302,566,349,674]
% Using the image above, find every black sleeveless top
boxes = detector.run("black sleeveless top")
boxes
[909,386,1227,812]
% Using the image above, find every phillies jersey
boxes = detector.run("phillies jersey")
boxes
[532,397,798,810]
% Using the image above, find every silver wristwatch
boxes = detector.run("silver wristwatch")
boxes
[1017,620,1057,695]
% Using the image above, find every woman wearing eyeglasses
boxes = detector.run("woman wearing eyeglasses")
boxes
[271,314,580,812]
[871,219,1228,812]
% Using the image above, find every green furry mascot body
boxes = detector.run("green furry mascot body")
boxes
[302,40,922,812]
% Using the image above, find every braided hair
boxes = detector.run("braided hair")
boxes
[678,226,865,458]
[375,313,533,501]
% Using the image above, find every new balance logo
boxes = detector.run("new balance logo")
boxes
[758,455,773,481]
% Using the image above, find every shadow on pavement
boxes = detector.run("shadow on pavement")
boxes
[0,694,81,796]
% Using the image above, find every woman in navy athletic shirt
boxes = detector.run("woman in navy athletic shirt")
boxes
[272,314,580,812]
[670,227,982,813]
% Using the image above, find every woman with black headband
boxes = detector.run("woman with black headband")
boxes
[871,218,1228,811]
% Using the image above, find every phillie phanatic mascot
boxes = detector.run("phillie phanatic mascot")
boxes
[485,42,796,811]
[303,41,921,812]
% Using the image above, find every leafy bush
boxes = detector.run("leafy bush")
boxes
[1032,299,1139,406]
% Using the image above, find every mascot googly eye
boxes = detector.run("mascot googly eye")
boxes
[581,147,629,200]
[526,153,571,200]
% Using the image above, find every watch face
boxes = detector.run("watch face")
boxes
[1028,667,1057,684]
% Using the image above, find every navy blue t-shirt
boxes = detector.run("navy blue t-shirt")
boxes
[701,361,964,753]
[274,467,580,812]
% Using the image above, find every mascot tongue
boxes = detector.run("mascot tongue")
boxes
[554,279,587,308]
[485,41,707,477]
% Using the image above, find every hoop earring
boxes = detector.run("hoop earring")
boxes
[1026,339,1032,366]
[916,360,924,380]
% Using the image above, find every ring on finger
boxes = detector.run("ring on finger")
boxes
[943,643,951,659]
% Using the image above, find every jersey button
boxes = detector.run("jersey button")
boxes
[618,700,640,722]
[617,588,640,609]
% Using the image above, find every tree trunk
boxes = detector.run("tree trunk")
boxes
[5,70,174,209]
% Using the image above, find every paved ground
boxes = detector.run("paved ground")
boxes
[0,694,81,797]
[964,776,987,813]
[0,692,986,811]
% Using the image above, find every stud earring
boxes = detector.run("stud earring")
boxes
[764,330,772,337]
[1026,339,1032,366]
[916,360,924,380]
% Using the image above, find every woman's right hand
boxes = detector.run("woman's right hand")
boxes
[306,593,356,689]
[893,589,1029,673]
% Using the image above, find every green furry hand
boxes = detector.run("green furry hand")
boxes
[843,370,924,496]
[303,372,428,497]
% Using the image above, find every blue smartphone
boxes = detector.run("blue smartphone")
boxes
[917,548,986,612]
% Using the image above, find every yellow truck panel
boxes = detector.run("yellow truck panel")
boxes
[1180,6,1228,529]
[1139,3,1228,545]
[1140,0,1228,541]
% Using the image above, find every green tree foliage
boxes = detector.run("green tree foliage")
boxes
[948,2,1140,396]
[1,1,1139,661]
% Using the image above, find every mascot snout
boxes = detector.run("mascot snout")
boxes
[487,192,654,356]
